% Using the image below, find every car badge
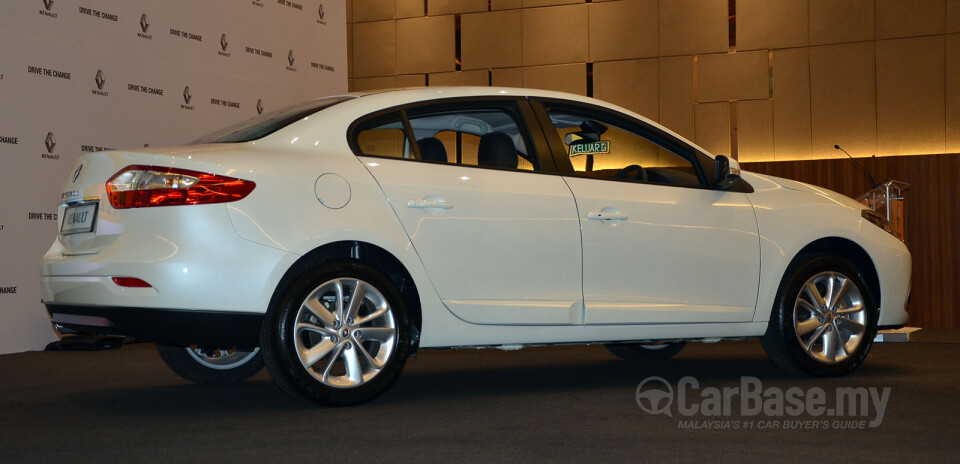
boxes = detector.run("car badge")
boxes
[72,164,83,183]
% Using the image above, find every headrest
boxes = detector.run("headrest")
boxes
[417,137,448,163]
[477,132,518,169]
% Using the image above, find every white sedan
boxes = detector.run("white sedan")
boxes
[42,87,911,405]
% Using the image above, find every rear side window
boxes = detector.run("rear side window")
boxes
[405,105,539,171]
[354,112,414,159]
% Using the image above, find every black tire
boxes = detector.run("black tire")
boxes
[762,254,878,376]
[606,342,685,361]
[261,259,410,406]
[156,344,264,384]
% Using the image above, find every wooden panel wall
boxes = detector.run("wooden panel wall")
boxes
[743,153,960,328]
[348,0,960,162]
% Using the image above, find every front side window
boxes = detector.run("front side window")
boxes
[406,104,539,172]
[544,106,702,188]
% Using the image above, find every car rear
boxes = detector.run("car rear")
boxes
[42,147,292,348]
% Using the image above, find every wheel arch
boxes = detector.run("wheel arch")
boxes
[788,237,881,309]
[268,240,423,353]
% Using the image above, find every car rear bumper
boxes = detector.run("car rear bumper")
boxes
[42,203,299,314]
[46,303,263,349]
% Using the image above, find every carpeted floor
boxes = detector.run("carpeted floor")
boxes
[1,339,958,463]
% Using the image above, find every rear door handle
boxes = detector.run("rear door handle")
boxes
[587,211,628,221]
[406,199,454,210]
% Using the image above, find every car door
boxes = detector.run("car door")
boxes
[534,100,761,324]
[350,99,583,325]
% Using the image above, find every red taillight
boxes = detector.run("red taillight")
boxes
[106,165,255,209]
[111,277,152,288]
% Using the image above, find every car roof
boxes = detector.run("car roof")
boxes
[341,86,714,158]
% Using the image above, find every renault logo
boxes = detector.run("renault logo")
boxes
[140,14,149,33]
[183,86,192,105]
[45,132,56,153]
[318,4,325,20]
[43,0,54,11]
[72,164,83,183]
[220,33,228,51]
[288,50,295,66]
[256,99,264,115]
[95,70,105,90]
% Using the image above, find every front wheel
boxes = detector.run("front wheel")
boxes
[762,254,878,376]
[261,259,410,406]
[156,344,264,384]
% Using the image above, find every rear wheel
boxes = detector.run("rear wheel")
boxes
[606,342,685,361]
[261,259,410,406]
[156,344,264,384]
[762,254,878,376]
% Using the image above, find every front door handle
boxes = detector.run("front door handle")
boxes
[406,199,454,210]
[587,211,628,221]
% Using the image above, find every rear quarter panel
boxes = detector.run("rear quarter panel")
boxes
[161,105,467,347]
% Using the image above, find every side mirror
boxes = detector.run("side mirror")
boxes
[714,155,741,189]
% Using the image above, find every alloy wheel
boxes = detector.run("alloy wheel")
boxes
[186,346,260,370]
[293,278,398,388]
[793,271,868,364]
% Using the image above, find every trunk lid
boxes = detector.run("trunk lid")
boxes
[57,150,157,255]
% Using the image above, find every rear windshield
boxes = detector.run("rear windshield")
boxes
[192,96,353,144]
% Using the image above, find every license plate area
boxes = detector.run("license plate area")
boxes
[61,201,99,235]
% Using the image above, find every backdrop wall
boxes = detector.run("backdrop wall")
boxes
[0,0,347,354]
[346,0,960,162]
